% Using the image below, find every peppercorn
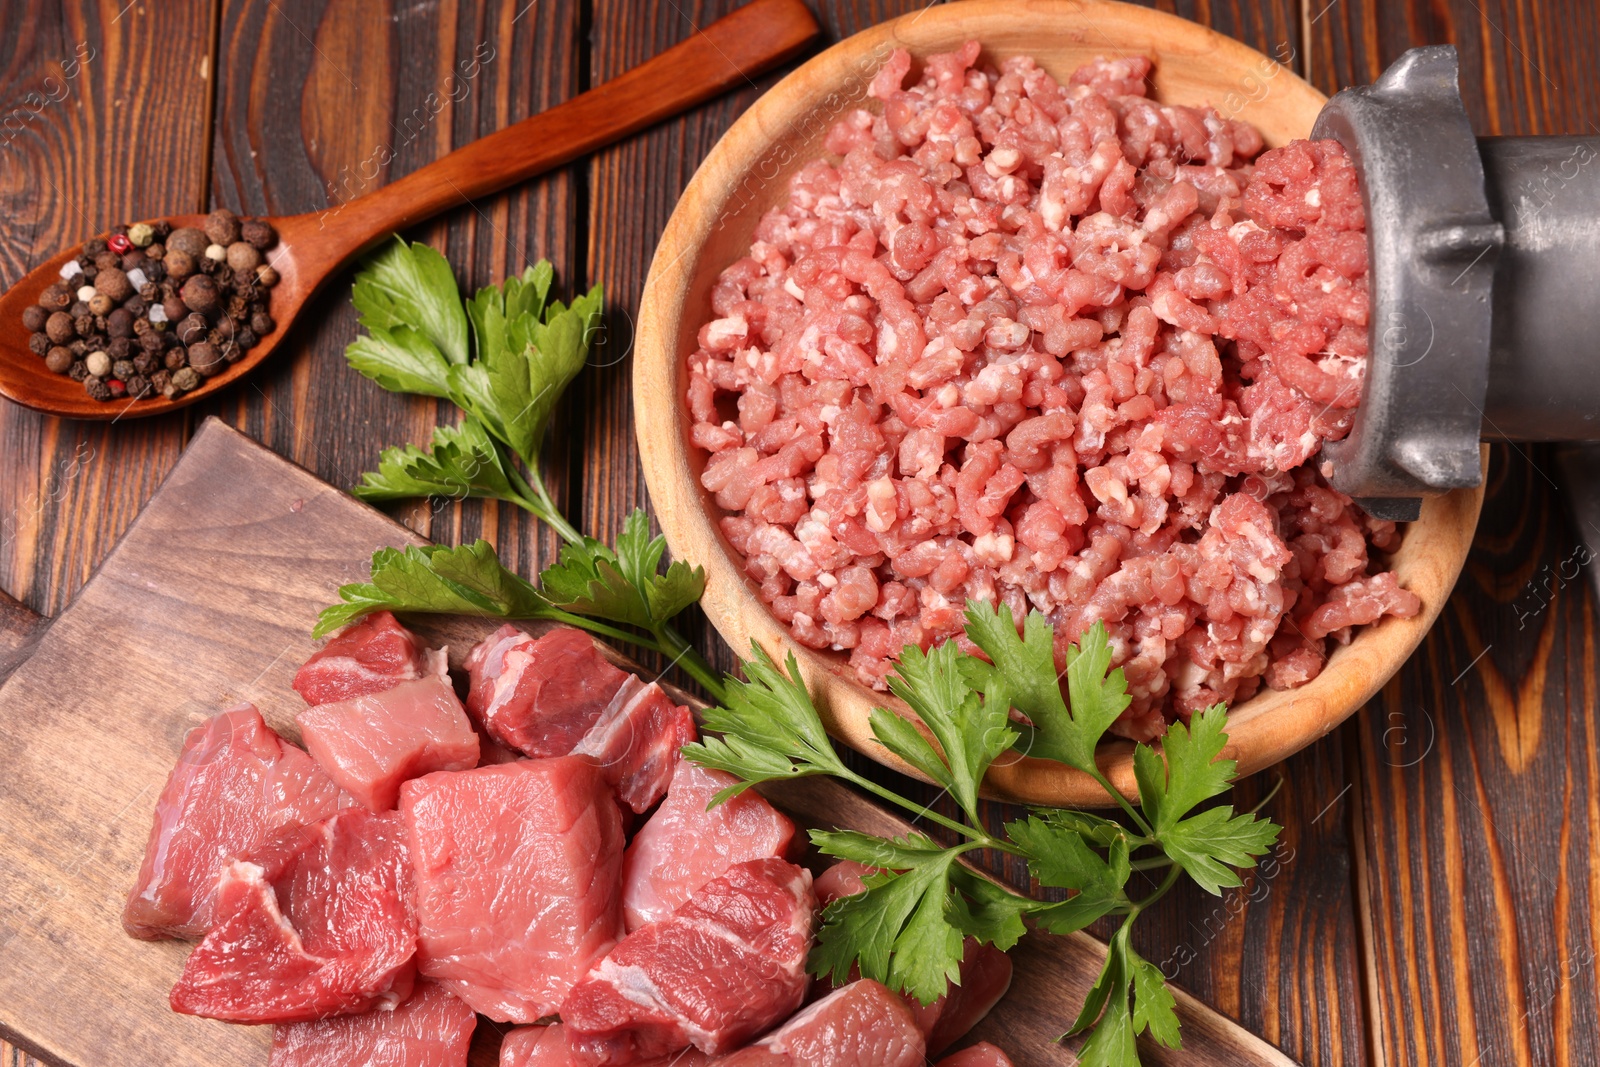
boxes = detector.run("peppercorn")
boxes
[167,228,208,258]
[180,275,221,317]
[150,369,171,393]
[225,241,262,273]
[171,367,201,392]
[111,358,135,380]
[151,221,171,240]
[94,267,133,303]
[250,310,274,336]
[164,348,188,372]
[107,232,132,256]
[204,209,241,246]
[212,317,236,343]
[72,313,94,337]
[45,311,74,344]
[204,243,227,264]
[140,331,166,356]
[132,352,158,376]
[240,218,276,250]
[188,342,224,377]
[68,339,86,356]
[161,296,186,323]
[235,327,258,351]
[84,376,111,401]
[177,313,208,345]
[28,333,49,356]
[125,297,146,317]
[145,259,167,283]
[106,308,134,338]
[256,265,279,288]
[145,242,166,260]
[44,347,73,374]
[67,360,89,382]
[164,249,196,280]
[69,301,90,318]
[87,293,113,316]
[137,283,158,304]
[121,250,147,272]
[84,237,107,256]
[85,350,111,377]
[107,336,131,359]
[22,305,47,332]
[94,251,120,272]
[40,284,72,311]
[125,374,150,399]
[128,222,155,248]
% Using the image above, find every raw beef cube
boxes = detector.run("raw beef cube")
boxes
[464,625,629,755]
[811,861,1011,1055]
[402,757,626,1022]
[936,1043,1016,1067]
[622,761,794,930]
[573,677,698,814]
[500,1025,711,1067]
[294,611,442,706]
[271,980,477,1067]
[298,676,481,811]
[715,980,926,1067]
[170,808,417,1023]
[123,704,355,940]
[561,858,817,1062]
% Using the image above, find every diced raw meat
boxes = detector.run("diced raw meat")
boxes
[622,761,795,930]
[572,677,698,814]
[811,862,1011,1054]
[298,676,481,811]
[402,757,626,1022]
[293,611,442,707]
[271,979,477,1067]
[715,980,926,1067]
[170,808,417,1023]
[936,1043,1016,1067]
[123,704,355,940]
[499,1025,712,1067]
[561,858,817,1062]
[464,625,630,756]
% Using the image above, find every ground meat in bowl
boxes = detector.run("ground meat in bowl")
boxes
[686,43,1419,740]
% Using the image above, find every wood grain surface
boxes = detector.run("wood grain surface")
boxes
[0,2,1594,1066]
[0,417,1293,1067]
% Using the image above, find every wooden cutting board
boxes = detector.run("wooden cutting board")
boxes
[0,418,1296,1067]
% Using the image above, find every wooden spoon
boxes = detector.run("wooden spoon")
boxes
[0,0,819,421]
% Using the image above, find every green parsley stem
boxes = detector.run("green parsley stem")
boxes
[505,461,584,546]
[535,607,665,651]
[1088,768,1154,837]
[1128,854,1175,872]
[652,622,729,704]
[1130,861,1184,913]
[838,768,1016,853]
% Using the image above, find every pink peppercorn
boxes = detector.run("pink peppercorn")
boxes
[107,233,132,255]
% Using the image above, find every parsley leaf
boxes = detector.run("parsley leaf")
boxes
[538,510,705,631]
[345,326,454,398]
[683,645,848,800]
[1158,806,1281,895]
[313,540,550,638]
[1008,816,1131,935]
[352,418,520,505]
[948,868,1032,951]
[1134,703,1236,833]
[874,641,1018,825]
[810,852,965,1006]
[1131,950,1181,1048]
[350,236,470,367]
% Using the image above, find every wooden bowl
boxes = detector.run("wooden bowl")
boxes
[634,0,1485,807]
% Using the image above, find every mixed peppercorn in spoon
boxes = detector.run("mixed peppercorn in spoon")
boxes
[19,208,279,402]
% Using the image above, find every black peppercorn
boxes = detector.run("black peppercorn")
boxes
[138,283,159,304]
[235,327,258,351]
[240,219,276,250]
[125,374,150,399]
[152,221,171,240]
[146,242,166,260]
[125,297,146,318]
[145,259,167,283]
[67,360,89,382]
[72,313,94,338]
[178,313,208,345]
[120,250,147,272]
[106,308,134,338]
[68,339,87,356]
[150,369,171,393]
[28,332,50,356]
[45,311,75,344]
[68,301,90,319]
[107,337,132,360]
[250,310,274,335]
[84,237,107,256]
[140,331,165,355]
[94,251,121,272]
[112,358,136,380]
[132,352,158,376]
[22,305,47,332]
[164,349,188,371]
[211,317,235,342]
[84,376,111,402]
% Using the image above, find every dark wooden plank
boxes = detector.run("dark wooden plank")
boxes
[0,6,217,1062]
[1311,1,1600,1064]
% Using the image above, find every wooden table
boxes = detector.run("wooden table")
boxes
[0,2,1595,1065]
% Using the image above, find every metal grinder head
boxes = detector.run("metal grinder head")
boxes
[1312,46,1599,520]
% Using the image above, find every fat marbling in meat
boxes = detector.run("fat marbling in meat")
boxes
[293,611,443,707]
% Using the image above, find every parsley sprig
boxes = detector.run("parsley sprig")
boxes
[684,600,1282,1066]
[320,239,721,698]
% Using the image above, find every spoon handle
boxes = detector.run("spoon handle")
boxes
[313,0,820,258]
